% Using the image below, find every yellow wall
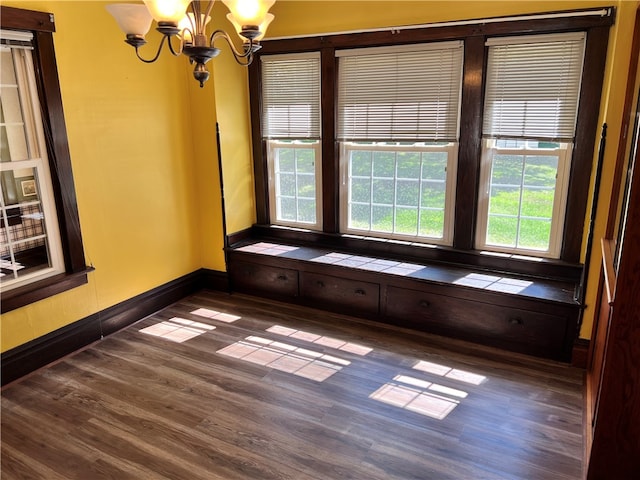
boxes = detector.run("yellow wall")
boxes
[1,0,637,353]
[0,0,220,351]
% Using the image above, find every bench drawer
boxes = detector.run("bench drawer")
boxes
[385,285,568,356]
[301,272,380,314]
[230,261,299,297]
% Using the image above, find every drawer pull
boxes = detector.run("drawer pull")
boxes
[509,317,523,325]
[419,300,430,308]
[355,289,366,296]
[277,274,288,281]
[317,280,325,288]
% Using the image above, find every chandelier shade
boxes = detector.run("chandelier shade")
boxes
[105,4,153,37]
[143,0,191,24]
[222,0,275,28]
[107,0,276,87]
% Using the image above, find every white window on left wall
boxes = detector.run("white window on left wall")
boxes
[261,52,322,230]
[0,29,64,290]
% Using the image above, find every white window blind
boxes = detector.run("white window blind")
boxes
[337,42,463,142]
[0,29,33,49]
[261,53,321,139]
[483,32,586,141]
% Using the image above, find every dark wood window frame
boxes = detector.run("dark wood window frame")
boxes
[1,6,91,313]
[247,7,614,281]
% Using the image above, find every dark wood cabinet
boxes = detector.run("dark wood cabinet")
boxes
[226,246,579,361]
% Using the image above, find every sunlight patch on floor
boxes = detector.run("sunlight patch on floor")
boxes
[413,360,487,385]
[217,335,351,381]
[190,308,241,323]
[140,317,216,343]
[266,325,373,355]
[370,374,465,420]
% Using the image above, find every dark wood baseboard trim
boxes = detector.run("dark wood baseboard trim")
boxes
[572,338,590,368]
[201,268,230,292]
[1,269,229,386]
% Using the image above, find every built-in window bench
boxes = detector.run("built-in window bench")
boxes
[226,239,581,362]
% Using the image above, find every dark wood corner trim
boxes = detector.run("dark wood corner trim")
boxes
[226,227,254,247]
[1,269,229,387]
[572,338,590,368]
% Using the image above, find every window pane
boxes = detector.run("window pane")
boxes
[518,218,551,250]
[272,144,317,225]
[350,177,371,203]
[296,150,315,173]
[351,151,372,175]
[396,207,418,235]
[372,151,395,177]
[396,179,419,206]
[489,186,520,216]
[422,152,447,180]
[278,197,296,221]
[397,152,421,177]
[276,148,295,172]
[419,209,444,237]
[492,154,524,185]
[521,188,554,218]
[1,166,56,286]
[523,155,558,187]
[421,181,445,209]
[487,216,518,247]
[297,199,316,223]
[344,144,452,241]
[372,178,394,204]
[350,203,370,229]
[372,205,393,232]
[481,145,564,254]
[297,174,315,198]
[278,172,295,196]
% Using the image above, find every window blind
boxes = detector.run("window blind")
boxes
[483,32,586,141]
[336,41,463,142]
[261,53,321,139]
[0,29,33,49]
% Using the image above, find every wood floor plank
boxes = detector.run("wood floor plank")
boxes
[1,290,584,479]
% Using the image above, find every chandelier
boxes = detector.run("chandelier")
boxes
[107,0,275,87]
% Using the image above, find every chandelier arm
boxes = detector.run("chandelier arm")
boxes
[167,34,184,56]
[210,30,253,60]
[231,52,254,66]
[134,35,170,64]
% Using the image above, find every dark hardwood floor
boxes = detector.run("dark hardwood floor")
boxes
[1,290,584,479]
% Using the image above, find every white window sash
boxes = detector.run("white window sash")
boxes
[0,44,64,291]
[339,142,458,245]
[475,139,572,258]
[267,140,322,230]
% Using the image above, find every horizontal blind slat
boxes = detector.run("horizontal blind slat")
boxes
[337,43,463,141]
[261,53,321,139]
[483,32,585,141]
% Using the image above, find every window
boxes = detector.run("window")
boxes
[261,53,322,229]
[337,43,463,244]
[476,33,586,258]
[1,30,65,289]
[1,6,88,312]
[249,8,612,271]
